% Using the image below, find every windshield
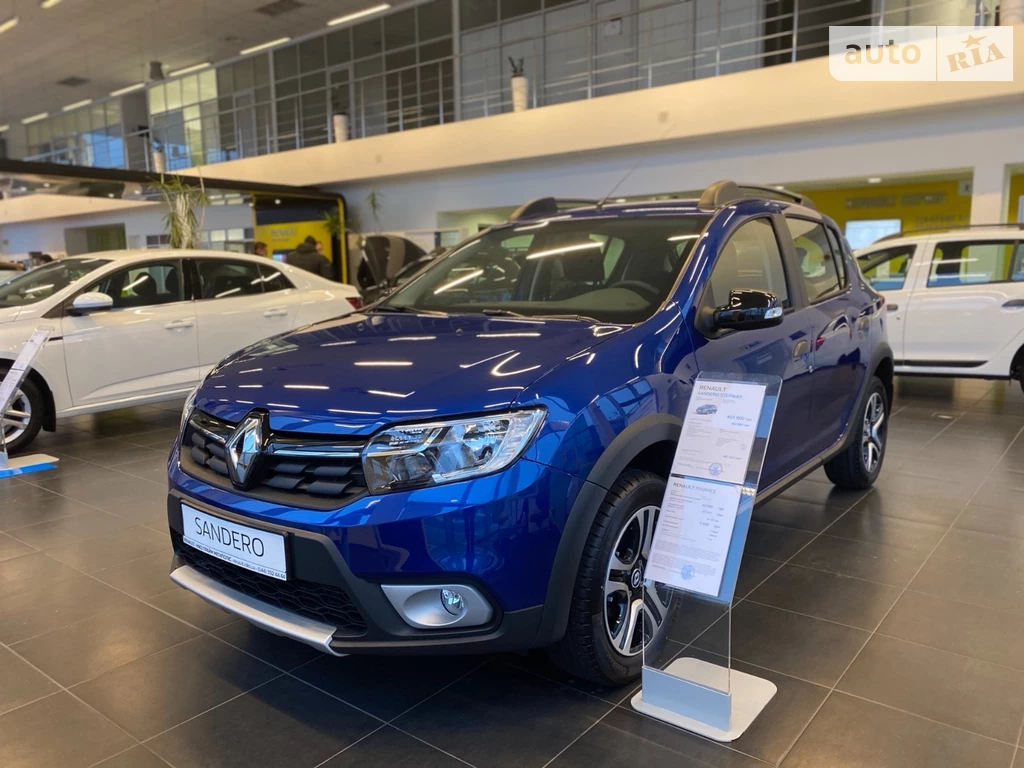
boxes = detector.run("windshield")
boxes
[384,215,708,323]
[0,258,112,307]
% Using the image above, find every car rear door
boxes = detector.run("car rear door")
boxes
[902,237,1024,369]
[191,257,297,372]
[855,241,918,362]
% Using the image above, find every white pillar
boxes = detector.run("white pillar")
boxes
[1001,0,1024,26]
[332,114,349,143]
[969,161,1009,224]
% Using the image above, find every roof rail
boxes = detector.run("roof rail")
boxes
[697,180,816,211]
[873,222,1024,243]
[509,197,598,221]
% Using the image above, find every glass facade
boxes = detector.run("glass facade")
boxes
[15,0,979,171]
[24,100,124,168]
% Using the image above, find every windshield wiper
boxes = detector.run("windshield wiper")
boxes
[480,308,526,318]
[367,305,447,316]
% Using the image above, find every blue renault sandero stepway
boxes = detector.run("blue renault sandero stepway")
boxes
[167,181,892,685]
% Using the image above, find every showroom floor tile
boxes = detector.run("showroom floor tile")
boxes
[0,379,1023,766]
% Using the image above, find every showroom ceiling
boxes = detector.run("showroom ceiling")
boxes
[0,0,404,126]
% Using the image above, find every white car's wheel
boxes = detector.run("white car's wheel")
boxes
[1,374,44,454]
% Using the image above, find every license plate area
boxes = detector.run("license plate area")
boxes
[181,505,288,581]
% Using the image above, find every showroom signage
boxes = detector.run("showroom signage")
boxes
[829,26,1013,82]
[633,372,781,742]
[0,327,58,477]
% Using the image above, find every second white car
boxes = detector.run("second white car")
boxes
[0,249,361,452]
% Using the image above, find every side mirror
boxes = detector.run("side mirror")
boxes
[714,289,783,331]
[70,292,114,315]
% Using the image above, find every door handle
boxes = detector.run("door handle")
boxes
[263,307,288,318]
[887,303,899,312]
[1002,299,1024,308]
[164,319,194,330]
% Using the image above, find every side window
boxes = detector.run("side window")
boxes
[856,245,916,290]
[786,218,842,302]
[824,227,848,288]
[195,259,264,300]
[86,260,183,309]
[928,241,1022,287]
[259,264,293,293]
[706,218,789,310]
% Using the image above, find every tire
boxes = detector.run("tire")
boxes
[0,370,44,455]
[824,376,888,490]
[546,469,678,686]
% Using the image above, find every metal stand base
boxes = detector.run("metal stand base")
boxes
[0,453,59,479]
[631,658,777,742]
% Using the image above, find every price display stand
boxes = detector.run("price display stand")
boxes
[0,328,58,479]
[632,372,782,742]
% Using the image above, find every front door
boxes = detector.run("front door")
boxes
[903,238,1024,367]
[693,216,814,489]
[854,242,918,361]
[62,259,199,405]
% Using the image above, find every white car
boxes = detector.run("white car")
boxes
[0,249,361,452]
[855,226,1024,389]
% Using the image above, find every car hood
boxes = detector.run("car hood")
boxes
[198,312,624,437]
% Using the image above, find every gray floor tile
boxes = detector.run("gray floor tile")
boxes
[790,534,928,588]
[146,585,238,631]
[852,489,963,526]
[742,522,815,561]
[838,634,1024,743]
[321,727,464,768]
[752,496,847,533]
[783,691,1013,768]
[0,647,59,716]
[71,634,279,740]
[0,692,134,768]
[0,552,82,600]
[0,533,37,563]
[930,527,1024,569]
[147,675,378,768]
[825,509,947,552]
[4,509,135,551]
[747,564,901,630]
[909,556,1024,615]
[92,746,172,768]
[0,574,136,644]
[879,591,1024,671]
[93,551,176,599]
[44,524,171,572]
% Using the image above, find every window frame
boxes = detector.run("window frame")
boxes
[67,258,189,314]
[189,257,271,302]
[925,239,1024,289]
[258,263,295,293]
[784,215,848,305]
[696,214,794,337]
[856,244,918,291]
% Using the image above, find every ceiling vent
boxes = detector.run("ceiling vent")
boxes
[255,0,303,17]
[57,76,89,87]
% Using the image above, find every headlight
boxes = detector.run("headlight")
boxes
[362,409,545,493]
[180,384,201,433]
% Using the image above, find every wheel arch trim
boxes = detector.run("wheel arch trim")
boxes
[533,413,682,647]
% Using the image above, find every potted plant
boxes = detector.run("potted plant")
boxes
[509,57,528,113]
[157,174,208,249]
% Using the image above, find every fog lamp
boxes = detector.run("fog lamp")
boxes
[441,588,465,616]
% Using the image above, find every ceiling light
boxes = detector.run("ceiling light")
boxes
[167,62,211,77]
[0,124,9,133]
[327,3,391,27]
[240,36,291,55]
[110,82,145,97]
[22,112,49,125]
[107,193,116,198]
[40,0,64,8]
[867,177,883,184]
[43,182,51,188]
[0,16,19,35]
[62,99,92,112]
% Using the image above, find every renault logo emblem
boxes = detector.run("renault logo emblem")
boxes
[225,412,267,488]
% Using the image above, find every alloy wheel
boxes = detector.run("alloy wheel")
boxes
[861,391,886,474]
[1,389,31,446]
[603,504,672,657]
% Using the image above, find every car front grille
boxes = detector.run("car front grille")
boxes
[171,530,367,636]
[180,410,368,510]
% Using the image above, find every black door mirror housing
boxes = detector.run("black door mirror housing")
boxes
[714,289,783,331]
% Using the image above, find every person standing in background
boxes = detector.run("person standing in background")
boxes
[254,241,268,258]
[286,235,333,279]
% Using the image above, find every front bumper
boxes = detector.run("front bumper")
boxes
[165,457,578,654]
